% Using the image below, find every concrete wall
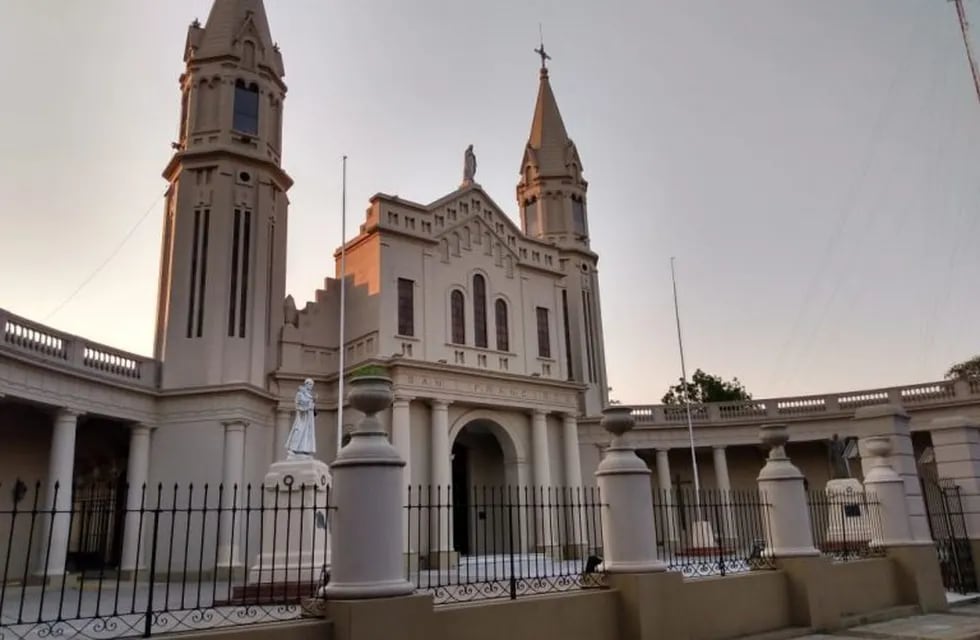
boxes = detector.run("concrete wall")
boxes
[436,590,618,640]
[682,571,791,640]
[830,558,901,617]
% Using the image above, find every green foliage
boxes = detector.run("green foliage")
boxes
[945,355,980,380]
[350,364,388,379]
[661,369,752,405]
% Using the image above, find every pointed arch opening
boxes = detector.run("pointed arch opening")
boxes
[233,80,260,135]
[450,289,466,345]
[495,298,509,352]
[473,274,487,348]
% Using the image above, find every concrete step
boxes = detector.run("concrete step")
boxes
[734,627,815,640]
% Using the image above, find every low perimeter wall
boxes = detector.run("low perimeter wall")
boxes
[313,548,943,640]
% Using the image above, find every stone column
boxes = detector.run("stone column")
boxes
[853,405,930,543]
[392,395,413,560]
[35,408,81,581]
[530,409,554,551]
[562,413,586,551]
[273,407,292,464]
[119,424,153,576]
[392,396,413,491]
[217,420,247,572]
[655,449,678,542]
[595,407,664,573]
[713,445,737,540]
[429,399,453,563]
[322,374,414,599]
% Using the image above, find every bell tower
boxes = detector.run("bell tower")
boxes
[517,51,609,414]
[154,0,292,390]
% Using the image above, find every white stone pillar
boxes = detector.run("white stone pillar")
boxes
[595,407,665,573]
[392,395,413,555]
[930,416,980,541]
[562,413,586,549]
[35,408,81,580]
[273,407,292,464]
[655,449,679,542]
[392,396,413,490]
[713,445,737,540]
[217,420,247,570]
[756,424,819,558]
[853,405,931,543]
[119,424,153,575]
[862,436,914,547]
[531,409,554,550]
[323,375,414,599]
[430,399,452,557]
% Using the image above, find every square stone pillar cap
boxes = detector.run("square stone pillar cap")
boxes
[929,415,980,430]
[853,403,909,420]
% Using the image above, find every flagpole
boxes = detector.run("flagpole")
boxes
[337,155,348,454]
[670,257,702,516]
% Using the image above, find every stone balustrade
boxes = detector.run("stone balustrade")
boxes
[629,378,977,427]
[0,307,159,389]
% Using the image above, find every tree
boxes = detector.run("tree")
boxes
[661,369,752,405]
[945,355,980,380]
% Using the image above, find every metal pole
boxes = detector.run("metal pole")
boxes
[670,258,702,516]
[337,155,348,454]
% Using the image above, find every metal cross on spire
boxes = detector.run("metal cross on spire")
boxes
[534,23,551,70]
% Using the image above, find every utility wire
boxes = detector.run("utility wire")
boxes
[44,191,166,322]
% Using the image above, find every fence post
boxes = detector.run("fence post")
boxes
[321,374,414,599]
[757,425,841,632]
[861,435,947,613]
[594,407,663,572]
[142,485,162,638]
[756,425,818,558]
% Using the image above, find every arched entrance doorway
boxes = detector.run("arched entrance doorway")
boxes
[450,418,522,556]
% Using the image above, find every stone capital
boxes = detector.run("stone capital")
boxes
[221,419,248,432]
[393,395,414,407]
[531,408,549,418]
[55,407,84,421]
[129,422,154,435]
[430,398,451,410]
[712,444,727,452]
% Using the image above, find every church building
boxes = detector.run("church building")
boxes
[0,0,611,577]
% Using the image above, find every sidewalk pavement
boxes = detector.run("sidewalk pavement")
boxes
[792,599,980,640]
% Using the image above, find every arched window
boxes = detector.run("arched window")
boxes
[233,80,260,135]
[495,299,509,352]
[473,275,487,348]
[450,290,465,344]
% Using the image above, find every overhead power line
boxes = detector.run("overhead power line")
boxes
[43,191,166,322]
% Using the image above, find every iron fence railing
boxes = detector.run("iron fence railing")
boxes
[807,488,885,561]
[0,480,332,640]
[404,485,606,604]
[652,487,775,577]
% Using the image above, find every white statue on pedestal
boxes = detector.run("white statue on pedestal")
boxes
[285,378,317,459]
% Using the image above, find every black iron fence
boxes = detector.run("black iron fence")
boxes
[807,488,885,561]
[0,480,332,640]
[921,477,978,594]
[405,485,606,604]
[652,487,775,577]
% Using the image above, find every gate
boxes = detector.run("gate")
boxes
[920,476,978,594]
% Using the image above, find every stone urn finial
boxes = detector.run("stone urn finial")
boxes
[601,406,635,448]
[865,435,892,468]
[759,424,789,459]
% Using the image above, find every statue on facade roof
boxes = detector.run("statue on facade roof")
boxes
[285,379,317,459]
[826,433,852,479]
[462,144,477,186]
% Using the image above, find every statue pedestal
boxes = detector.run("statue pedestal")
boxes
[237,458,332,602]
[824,479,872,549]
[683,519,720,555]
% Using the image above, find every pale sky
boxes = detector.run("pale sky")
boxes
[1,1,978,405]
